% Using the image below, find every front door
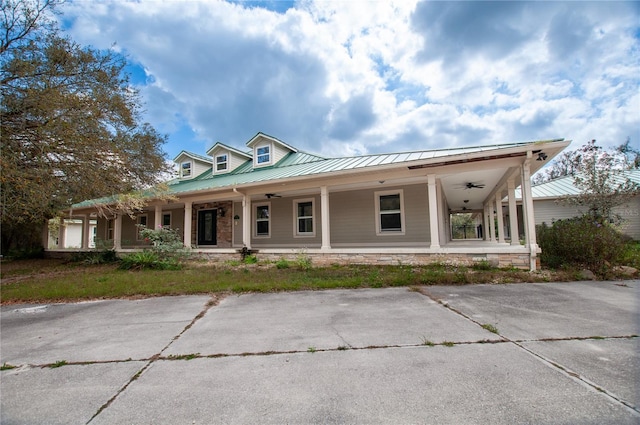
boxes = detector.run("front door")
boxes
[197,209,217,246]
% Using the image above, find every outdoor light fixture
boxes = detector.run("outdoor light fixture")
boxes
[234,214,240,225]
[218,207,226,217]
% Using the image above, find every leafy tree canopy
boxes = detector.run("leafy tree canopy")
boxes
[533,139,640,223]
[1,0,170,251]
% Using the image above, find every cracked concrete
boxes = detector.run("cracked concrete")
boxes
[1,281,639,424]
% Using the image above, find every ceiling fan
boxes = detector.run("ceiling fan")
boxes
[464,182,485,189]
[265,193,282,199]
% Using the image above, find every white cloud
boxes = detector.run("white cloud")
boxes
[61,0,639,159]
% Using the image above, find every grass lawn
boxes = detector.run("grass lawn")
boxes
[0,257,598,304]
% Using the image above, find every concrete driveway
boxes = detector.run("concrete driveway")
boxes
[1,280,638,424]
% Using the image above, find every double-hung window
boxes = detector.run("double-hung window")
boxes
[137,215,148,240]
[162,212,172,228]
[294,199,315,237]
[375,190,405,235]
[106,219,114,240]
[255,203,270,237]
[215,154,228,172]
[181,161,192,178]
[256,145,271,165]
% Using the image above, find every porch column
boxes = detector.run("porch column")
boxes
[521,160,538,270]
[427,174,440,249]
[320,185,331,250]
[154,205,162,229]
[183,201,192,248]
[483,205,490,241]
[242,196,251,249]
[507,179,519,245]
[488,203,496,242]
[495,193,505,243]
[58,217,66,249]
[42,220,50,249]
[82,215,91,249]
[114,213,122,250]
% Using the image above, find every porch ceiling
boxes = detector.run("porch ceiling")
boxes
[440,168,510,212]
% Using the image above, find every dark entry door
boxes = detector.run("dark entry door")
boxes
[197,209,217,246]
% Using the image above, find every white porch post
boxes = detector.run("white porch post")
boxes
[42,220,50,250]
[521,160,538,270]
[488,202,496,242]
[483,205,490,241]
[58,217,66,249]
[82,215,91,249]
[507,179,520,245]
[154,205,162,229]
[242,196,251,249]
[183,201,192,248]
[495,193,505,243]
[427,174,440,249]
[320,185,331,250]
[114,213,122,250]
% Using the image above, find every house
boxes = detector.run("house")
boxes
[512,169,640,240]
[60,133,571,270]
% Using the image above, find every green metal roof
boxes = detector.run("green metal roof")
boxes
[73,138,566,207]
[517,169,640,199]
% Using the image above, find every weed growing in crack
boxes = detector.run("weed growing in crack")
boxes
[49,360,68,368]
[167,353,200,360]
[337,345,349,350]
[442,341,456,347]
[481,324,499,334]
[307,346,317,353]
[1,362,17,370]
[420,336,435,346]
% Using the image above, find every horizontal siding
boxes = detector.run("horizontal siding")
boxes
[534,200,586,226]
[534,196,640,240]
[330,184,429,245]
[251,195,322,247]
[614,196,640,239]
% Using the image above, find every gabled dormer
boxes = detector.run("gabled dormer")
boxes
[206,142,253,175]
[246,132,297,168]
[173,151,213,180]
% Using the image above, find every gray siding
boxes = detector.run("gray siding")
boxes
[251,195,322,247]
[534,196,640,240]
[330,184,430,246]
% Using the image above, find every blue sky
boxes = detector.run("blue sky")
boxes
[61,0,639,162]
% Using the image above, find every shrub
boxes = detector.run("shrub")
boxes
[119,251,180,270]
[537,215,626,275]
[71,249,118,265]
[275,258,291,269]
[119,226,190,270]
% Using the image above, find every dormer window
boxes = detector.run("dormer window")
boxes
[181,161,192,178]
[256,145,271,165]
[215,154,228,172]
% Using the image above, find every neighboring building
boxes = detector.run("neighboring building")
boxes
[513,170,640,240]
[48,218,97,249]
[58,133,571,270]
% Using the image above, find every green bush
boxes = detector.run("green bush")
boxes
[275,258,291,269]
[71,249,118,265]
[119,226,190,270]
[119,251,180,270]
[537,216,626,275]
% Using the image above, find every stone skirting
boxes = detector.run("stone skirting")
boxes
[45,249,533,270]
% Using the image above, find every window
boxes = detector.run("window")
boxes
[137,215,148,240]
[375,190,404,235]
[294,199,315,237]
[255,203,270,237]
[162,212,172,228]
[256,145,271,165]
[215,154,228,172]
[181,161,192,178]
[106,219,114,240]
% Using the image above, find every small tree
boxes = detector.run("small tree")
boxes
[562,140,640,223]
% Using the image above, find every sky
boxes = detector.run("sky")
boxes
[60,0,640,162]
